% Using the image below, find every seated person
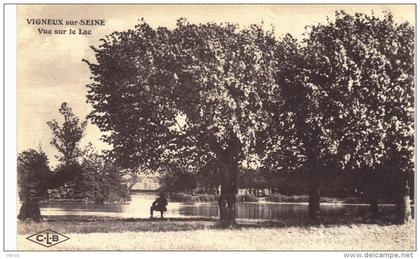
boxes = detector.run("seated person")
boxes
[150,192,168,218]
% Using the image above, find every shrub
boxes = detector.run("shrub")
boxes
[320,197,340,203]
[266,194,344,203]
[193,194,218,202]
[169,192,193,202]
[266,194,283,202]
[168,193,219,202]
[237,194,259,202]
[267,194,308,202]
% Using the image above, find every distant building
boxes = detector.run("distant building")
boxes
[131,176,160,191]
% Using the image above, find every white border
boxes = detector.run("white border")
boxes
[3,3,17,252]
[1,1,418,258]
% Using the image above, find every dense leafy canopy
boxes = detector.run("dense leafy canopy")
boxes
[261,11,414,181]
[306,11,415,174]
[17,149,83,201]
[85,12,414,214]
[86,19,278,176]
[17,149,51,200]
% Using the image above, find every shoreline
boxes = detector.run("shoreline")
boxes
[38,198,413,206]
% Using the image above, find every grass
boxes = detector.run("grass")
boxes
[17,216,414,250]
[17,213,410,235]
[18,217,215,235]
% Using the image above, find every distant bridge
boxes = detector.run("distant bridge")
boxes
[131,176,160,191]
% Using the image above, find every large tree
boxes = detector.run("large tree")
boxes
[17,149,82,221]
[85,19,278,226]
[17,149,51,202]
[309,11,414,222]
[47,102,87,164]
[264,11,414,221]
[257,34,308,200]
[374,13,414,222]
[297,11,413,220]
[78,147,130,204]
[267,32,344,219]
[17,149,51,222]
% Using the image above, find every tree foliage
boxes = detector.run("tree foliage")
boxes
[84,13,414,222]
[49,145,130,204]
[79,147,130,204]
[304,11,414,176]
[255,11,414,219]
[17,149,83,201]
[85,19,278,172]
[47,102,87,164]
[17,149,51,200]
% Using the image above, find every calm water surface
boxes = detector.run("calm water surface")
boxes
[38,192,400,220]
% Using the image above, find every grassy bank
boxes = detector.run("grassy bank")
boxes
[17,216,414,250]
[18,217,215,235]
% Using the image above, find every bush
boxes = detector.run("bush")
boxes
[320,197,340,203]
[266,194,343,203]
[194,194,218,202]
[237,194,259,202]
[169,193,220,202]
[267,194,308,202]
[169,193,194,202]
[170,193,265,202]
[194,188,207,195]
[266,194,283,202]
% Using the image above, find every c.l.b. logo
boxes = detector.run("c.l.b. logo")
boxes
[26,229,69,247]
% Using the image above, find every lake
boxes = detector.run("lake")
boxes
[37,192,405,220]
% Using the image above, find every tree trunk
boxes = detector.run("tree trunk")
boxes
[367,171,379,218]
[396,177,411,223]
[17,201,41,222]
[308,169,321,220]
[218,190,236,227]
[218,164,238,227]
[217,134,239,228]
[369,194,379,219]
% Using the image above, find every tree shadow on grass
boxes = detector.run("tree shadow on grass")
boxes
[17,213,413,235]
[234,214,412,230]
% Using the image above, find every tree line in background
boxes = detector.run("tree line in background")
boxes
[84,11,414,227]
[160,165,413,201]
[17,103,130,221]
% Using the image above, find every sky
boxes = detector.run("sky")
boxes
[17,4,415,167]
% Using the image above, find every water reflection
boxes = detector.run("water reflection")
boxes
[177,202,396,220]
[38,192,401,220]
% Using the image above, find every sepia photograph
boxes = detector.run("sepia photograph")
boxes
[10,3,415,252]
